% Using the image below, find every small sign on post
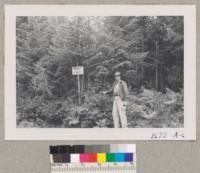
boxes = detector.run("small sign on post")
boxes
[72,66,84,105]
[72,66,84,75]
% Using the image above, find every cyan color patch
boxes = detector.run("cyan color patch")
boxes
[115,153,125,162]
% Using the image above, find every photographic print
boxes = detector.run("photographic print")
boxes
[5,5,196,140]
[16,15,184,129]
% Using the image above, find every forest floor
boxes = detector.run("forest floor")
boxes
[17,87,184,128]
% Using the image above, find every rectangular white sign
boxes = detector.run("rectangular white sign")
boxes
[72,66,84,75]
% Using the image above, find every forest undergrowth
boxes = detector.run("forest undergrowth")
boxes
[17,87,183,128]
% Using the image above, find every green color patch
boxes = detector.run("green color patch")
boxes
[106,153,115,162]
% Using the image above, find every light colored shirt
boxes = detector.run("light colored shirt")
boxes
[113,81,120,96]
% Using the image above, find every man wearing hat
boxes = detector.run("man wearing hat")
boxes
[103,71,129,128]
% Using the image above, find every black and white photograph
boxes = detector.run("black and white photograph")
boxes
[5,5,196,140]
[16,15,184,128]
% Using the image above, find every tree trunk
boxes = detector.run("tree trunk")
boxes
[155,40,158,90]
[156,63,158,90]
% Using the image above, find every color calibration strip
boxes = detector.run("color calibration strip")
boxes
[50,144,136,173]
[51,152,133,163]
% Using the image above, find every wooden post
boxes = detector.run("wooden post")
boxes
[77,74,81,105]
[72,66,83,105]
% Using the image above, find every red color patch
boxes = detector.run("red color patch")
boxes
[88,153,97,162]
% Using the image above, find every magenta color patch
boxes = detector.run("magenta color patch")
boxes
[80,154,89,162]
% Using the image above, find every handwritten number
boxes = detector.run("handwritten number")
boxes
[151,132,184,140]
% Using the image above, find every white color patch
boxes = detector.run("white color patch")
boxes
[70,154,80,163]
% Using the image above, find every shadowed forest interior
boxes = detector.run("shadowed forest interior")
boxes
[16,16,184,128]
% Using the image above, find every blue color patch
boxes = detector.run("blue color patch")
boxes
[124,153,133,162]
[115,153,125,162]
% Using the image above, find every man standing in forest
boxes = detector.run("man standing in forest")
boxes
[103,72,129,128]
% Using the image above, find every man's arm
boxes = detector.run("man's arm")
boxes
[122,81,129,101]
[103,83,114,95]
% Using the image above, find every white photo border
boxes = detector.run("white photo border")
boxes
[5,5,196,140]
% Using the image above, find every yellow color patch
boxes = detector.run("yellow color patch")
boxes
[97,153,106,162]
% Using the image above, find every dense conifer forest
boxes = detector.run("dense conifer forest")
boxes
[16,16,184,128]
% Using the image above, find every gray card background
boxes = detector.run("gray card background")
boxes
[0,1,200,173]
